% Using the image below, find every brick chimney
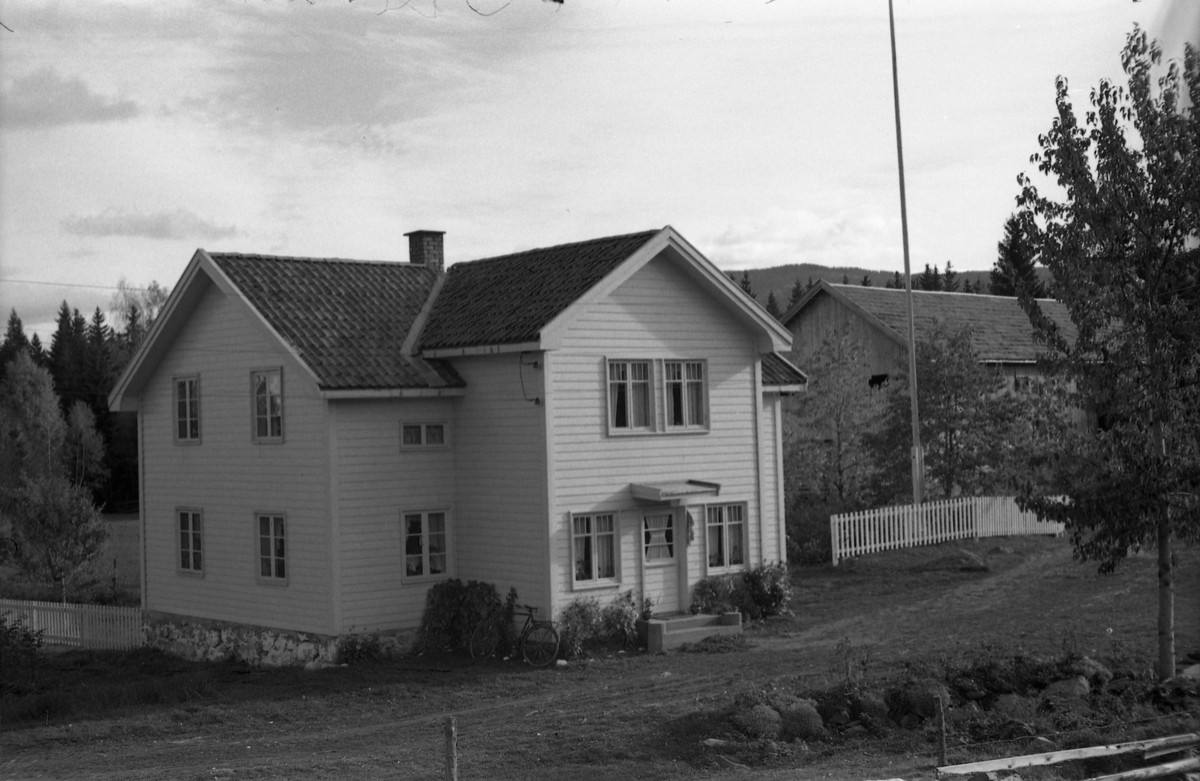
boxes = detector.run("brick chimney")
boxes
[405,230,445,273]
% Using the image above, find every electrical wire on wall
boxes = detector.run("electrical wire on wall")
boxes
[519,352,541,405]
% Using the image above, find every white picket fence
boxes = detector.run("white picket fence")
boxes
[0,599,144,649]
[829,496,1064,565]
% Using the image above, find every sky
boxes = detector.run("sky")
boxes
[1,0,1197,340]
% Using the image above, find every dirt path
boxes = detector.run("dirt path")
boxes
[3,537,1197,781]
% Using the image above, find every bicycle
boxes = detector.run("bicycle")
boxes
[469,603,560,667]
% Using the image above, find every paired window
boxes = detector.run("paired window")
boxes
[706,504,745,571]
[257,513,287,581]
[572,513,616,585]
[174,377,200,442]
[665,361,705,428]
[252,369,283,442]
[608,360,651,431]
[643,513,675,562]
[178,509,202,573]
[403,510,449,579]
[606,359,708,435]
[402,422,447,448]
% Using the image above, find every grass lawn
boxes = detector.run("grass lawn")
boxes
[2,535,1197,780]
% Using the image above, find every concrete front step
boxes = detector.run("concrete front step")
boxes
[637,612,742,653]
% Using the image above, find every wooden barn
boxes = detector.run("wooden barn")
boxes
[108,226,806,662]
[780,281,1075,391]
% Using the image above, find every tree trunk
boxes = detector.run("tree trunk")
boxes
[1157,511,1174,681]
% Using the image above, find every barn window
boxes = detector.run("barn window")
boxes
[571,512,617,587]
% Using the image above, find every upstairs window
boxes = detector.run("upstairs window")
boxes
[665,360,706,428]
[608,360,651,432]
[403,510,449,580]
[572,513,616,585]
[402,422,447,449]
[706,503,745,571]
[252,369,283,442]
[257,513,287,582]
[174,377,200,443]
[178,509,202,574]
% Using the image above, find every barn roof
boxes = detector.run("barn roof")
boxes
[784,282,1076,364]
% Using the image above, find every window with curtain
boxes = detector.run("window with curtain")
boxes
[643,513,674,561]
[665,360,706,428]
[608,360,651,431]
[178,509,202,573]
[572,513,616,585]
[404,510,450,579]
[706,503,746,570]
[252,369,283,441]
[257,513,286,581]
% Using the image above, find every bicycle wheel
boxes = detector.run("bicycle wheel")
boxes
[522,624,559,667]
[469,620,501,660]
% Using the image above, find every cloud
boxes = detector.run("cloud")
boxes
[1,67,139,128]
[62,208,239,241]
[705,208,902,271]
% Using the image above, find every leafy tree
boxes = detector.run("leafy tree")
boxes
[765,291,782,320]
[991,213,1046,297]
[869,321,1020,502]
[943,262,960,293]
[1015,26,1199,680]
[0,353,108,602]
[109,277,169,357]
[738,270,756,300]
[786,329,888,511]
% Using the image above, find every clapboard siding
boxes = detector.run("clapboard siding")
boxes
[140,280,334,634]
[548,254,765,611]
[760,395,780,562]
[450,354,551,611]
[332,398,457,632]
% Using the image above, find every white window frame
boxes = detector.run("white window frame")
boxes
[642,512,676,565]
[664,359,709,431]
[606,359,653,434]
[174,376,200,444]
[401,509,453,582]
[251,368,284,443]
[570,512,618,589]
[255,512,288,584]
[177,507,203,576]
[705,503,747,574]
[401,421,449,450]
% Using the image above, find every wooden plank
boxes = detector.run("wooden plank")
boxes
[1084,755,1200,781]
[937,734,1200,776]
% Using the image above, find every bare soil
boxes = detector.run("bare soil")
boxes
[2,536,1197,781]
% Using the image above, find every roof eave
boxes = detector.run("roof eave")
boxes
[420,340,543,359]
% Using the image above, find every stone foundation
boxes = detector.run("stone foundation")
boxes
[143,613,416,667]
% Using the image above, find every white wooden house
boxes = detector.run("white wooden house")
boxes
[109,226,806,661]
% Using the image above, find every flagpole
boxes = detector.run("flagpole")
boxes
[888,0,924,504]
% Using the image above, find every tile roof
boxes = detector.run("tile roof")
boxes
[418,230,660,351]
[209,253,463,391]
[824,284,1076,363]
[762,353,808,387]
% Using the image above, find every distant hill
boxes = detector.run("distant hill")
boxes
[736,264,994,312]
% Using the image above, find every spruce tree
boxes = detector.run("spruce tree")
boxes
[991,214,1046,297]
[765,291,782,320]
[739,270,756,300]
[943,262,960,293]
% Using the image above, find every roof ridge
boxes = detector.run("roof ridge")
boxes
[208,252,413,267]
[831,283,1060,303]
[451,228,660,268]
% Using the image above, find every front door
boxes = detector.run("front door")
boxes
[641,510,680,614]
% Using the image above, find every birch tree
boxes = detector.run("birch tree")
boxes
[1015,26,1200,680]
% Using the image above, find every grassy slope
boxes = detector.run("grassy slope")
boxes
[2,536,1196,780]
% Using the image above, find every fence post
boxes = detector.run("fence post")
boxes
[444,716,458,781]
